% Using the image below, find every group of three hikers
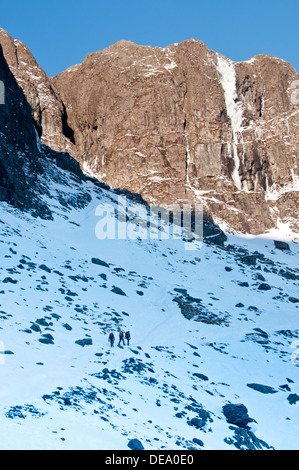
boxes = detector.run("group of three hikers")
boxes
[108,330,130,347]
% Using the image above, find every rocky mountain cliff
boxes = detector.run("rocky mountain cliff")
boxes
[0,28,298,452]
[0,36,88,221]
[0,35,224,247]
[0,28,298,235]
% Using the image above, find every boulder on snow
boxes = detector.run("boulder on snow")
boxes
[192,437,204,447]
[111,286,127,296]
[287,393,299,405]
[224,426,274,450]
[190,417,206,429]
[258,283,271,291]
[39,334,54,344]
[192,372,209,381]
[222,403,255,429]
[91,257,109,268]
[127,438,144,450]
[30,322,42,333]
[75,338,92,347]
[36,318,50,327]
[189,408,211,429]
[247,383,278,394]
[39,264,52,273]
[241,255,257,266]
[274,240,290,251]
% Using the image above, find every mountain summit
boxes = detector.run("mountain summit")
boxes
[0,29,298,235]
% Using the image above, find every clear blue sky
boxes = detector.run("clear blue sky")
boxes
[1,0,298,76]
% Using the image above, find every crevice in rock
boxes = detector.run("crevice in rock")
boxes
[183,118,190,192]
[61,102,75,145]
[32,117,42,138]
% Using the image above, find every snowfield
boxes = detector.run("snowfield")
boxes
[0,176,298,450]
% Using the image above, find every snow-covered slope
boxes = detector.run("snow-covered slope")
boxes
[0,175,298,450]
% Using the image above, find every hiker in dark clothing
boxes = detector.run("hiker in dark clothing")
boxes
[108,332,115,347]
[125,331,131,346]
[118,330,125,346]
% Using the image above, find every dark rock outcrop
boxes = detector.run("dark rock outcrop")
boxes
[0,43,51,218]
[225,426,274,450]
[0,41,85,219]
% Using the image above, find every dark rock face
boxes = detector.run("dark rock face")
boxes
[0,41,85,219]
[0,27,72,153]
[0,44,50,217]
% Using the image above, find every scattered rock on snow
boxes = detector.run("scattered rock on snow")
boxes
[188,407,212,429]
[192,437,204,447]
[173,290,228,325]
[5,404,45,419]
